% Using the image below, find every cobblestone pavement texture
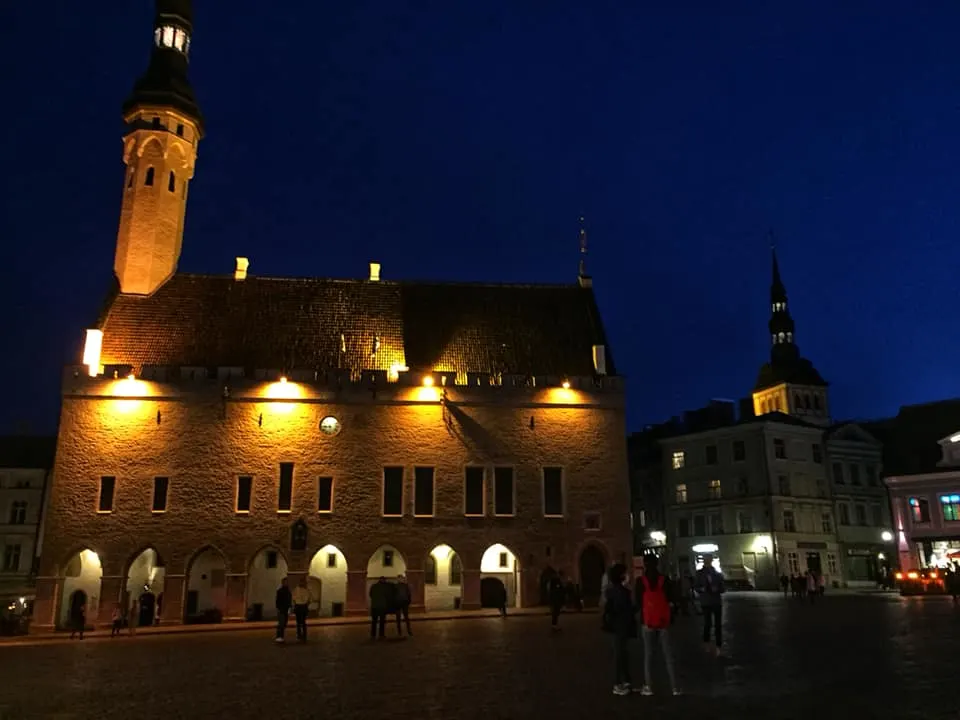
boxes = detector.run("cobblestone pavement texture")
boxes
[0,593,957,720]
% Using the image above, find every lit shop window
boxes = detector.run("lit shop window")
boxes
[941,494,960,522]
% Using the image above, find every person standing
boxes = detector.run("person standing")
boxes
[806,571,817,605]
[636,555,680,696]
[127,597,139,636]
[549,571,565,630]
[111,603,123,637]
[602,563,637,696]
[69,599,86,640]
[275,577,292,644]
[780,574,790,598]
[696,555,725,657]
[292,578,310,643]
[394,574,413,637]
[369,576,389,640]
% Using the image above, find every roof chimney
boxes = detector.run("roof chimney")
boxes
[235,257,249,281]
[369,262,381,282]
[592,344,607,375]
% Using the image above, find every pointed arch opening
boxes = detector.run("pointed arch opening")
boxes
[247,547,288,621]
[185,546,227,623]
[480,544,521,609]
[578,543,608,608]
[308,545,349,617]
[59,548,102,629]
[144,166,155,186]
[366,545,407,600]
[125,548,164,627]
[424,544,462,611]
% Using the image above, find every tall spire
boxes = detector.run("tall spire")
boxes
[577,216,592,288]
[767,241,797,363]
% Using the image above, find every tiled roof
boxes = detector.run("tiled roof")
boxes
[0,436,56,470]
[96,274,615,377]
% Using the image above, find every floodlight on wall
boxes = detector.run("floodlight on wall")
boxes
[561,379,571,389]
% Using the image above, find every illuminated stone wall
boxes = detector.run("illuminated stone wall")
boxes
[33,372,630,628]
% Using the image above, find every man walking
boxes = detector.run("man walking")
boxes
[369,576,389,640]
[394,574,413,637]
[292,578,310,642]
[636,555,680,695]
[549,570,566,630]
[275,577,292,644]
[696,555,725,657]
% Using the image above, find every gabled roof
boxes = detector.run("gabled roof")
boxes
[95,273,616,378]
[865,399,960,475]
[826,422,882,446]
[0,436,56,470]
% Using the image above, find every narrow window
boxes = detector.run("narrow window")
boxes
[849,464,861,486]
[832,462,844,484]
[774,438,786,459]
[693,515,706,536]
[414,467,435,517]
[672,450,685,469]
[783,509,796,532]
[168,171,176,192]
[499,552,508,569]
[710,513,724,535]
[382,467,403,517]
[278,463,293,513]
[98,476,115,513]
[584,512,602,531]
[733,440,746,462]
[676,483,688,504]
[464,467,485,516]
[144,167,155,186]
[738,511,753,534]
[176,123,185,136]
[126,171,133,188]
[542,467,564,517]
[317,476,333,513]
[326,553,337,568]
[2,544,22,572]
[236,475,252,513]
[821,512,833,533]
[424,555,437,585]
[152,476,169,513]
[266,551,278,569]
[708,479,722,500]
[778,475,790,495]
[449,553,462,585]
[855,504,867,526]
[812,443,823,464]
[941,495,960,522]
[678,518,690,537]
[383,549,394,567]
[705,445,718,465]
[9,501,27,525]
[493,467,514,516]
[152,116,161,128]
[839,503,850,525]
[909,497,930,523]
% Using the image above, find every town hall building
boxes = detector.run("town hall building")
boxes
[31,0,630,630]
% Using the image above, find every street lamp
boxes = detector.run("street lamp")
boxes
[881,530,893,542]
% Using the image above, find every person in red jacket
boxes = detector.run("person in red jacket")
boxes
[636,555,680,696]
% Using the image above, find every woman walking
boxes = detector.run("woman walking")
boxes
[602,563,637,696]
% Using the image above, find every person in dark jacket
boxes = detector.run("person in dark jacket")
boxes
[394,575,413,637]
[549,571,566,630]
[275,577,292,644]
[696,556,725,657]
[369,576,390,640]
[603,563,637,696]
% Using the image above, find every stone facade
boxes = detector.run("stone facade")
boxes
[32,371,630,629]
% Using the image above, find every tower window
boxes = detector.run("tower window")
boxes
[155,25,191,56]
[176,123,184,137]
[127,171,133,188]
[778,332,785,343]
[145,167,155,186]
[168,172,176,192]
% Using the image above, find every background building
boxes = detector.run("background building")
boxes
[824,423,892,584]
[0,436,56,611]
[32,0,630,631]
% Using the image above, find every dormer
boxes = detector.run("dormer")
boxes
[937,431,960,467]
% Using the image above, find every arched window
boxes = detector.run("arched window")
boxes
[786,332,793,343]
[127,170,133,188]
[168,171,176,192]
[144,167,155,186]
[778,332,785,343]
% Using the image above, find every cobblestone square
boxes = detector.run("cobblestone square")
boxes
[0,593,956,719]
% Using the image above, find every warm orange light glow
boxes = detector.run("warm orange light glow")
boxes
[907,571,919,579]
[895,572,903,580]
[422,375,434,387]
[83,329,103,377]
[543,387,581,404]
[387,363,409,382]
[930,571,938,579]
[264,380,302,401]
[412,386,441,402]
[280,376,288,383]
[561,379,571,389]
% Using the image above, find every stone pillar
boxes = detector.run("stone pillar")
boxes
[224,574,247,622]
[460,569,481,610]
[345,570,368,616]
[31,577,61,631]
[97,576,124,626]
[406,569,425,613]
[160,574,185,625]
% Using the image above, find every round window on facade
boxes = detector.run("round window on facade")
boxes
[319,416,341,436]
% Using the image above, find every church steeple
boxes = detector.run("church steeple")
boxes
[114,0,202,296]
[768,246,798,364]
[752,244,830,425]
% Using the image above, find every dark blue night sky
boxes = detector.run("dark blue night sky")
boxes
[3,2,959,434]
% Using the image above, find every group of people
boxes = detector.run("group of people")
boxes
[780,571,825,603]
[274,577,312,643]
[368,575,413,639]
[602,554,725,697]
